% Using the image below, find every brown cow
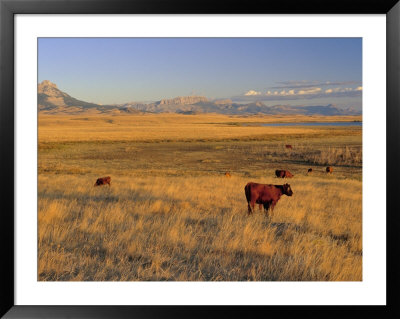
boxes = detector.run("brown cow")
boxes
[275,169,294,178]
[307,168,313,174]
[285,144,293,149]
[225,172,231,178]
[94,176,111,187]
[326,167,333,174]
[245,182,293,216]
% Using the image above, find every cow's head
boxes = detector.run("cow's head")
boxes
[283,183,293,196]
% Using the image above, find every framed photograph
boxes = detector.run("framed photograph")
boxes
[1,0,399,318]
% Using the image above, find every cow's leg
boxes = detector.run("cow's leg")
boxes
[248,201,256,215]
[263,202,270,217]
[247,202,252,215]
[269,201,277,217]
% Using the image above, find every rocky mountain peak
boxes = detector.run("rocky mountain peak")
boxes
[40,80,57,88]
[38,80,64,97]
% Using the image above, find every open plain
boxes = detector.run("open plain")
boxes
[38,114,362,281]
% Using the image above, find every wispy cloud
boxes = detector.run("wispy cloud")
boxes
[298,87,322,95]
[234,84,362,102]
[271,80,361,90]
[244,90,261,96]
[325,86,362,94]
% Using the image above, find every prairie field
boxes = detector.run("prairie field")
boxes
[38,114,362,281]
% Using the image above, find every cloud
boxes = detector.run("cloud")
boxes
[239,81,362,103]
[244,90,261,96]
[235,85,361,102]
[298,87,322,95]
[263,87,322,96]
[260,88,322,96]
[325,87,363,94]
[271,80,361,90]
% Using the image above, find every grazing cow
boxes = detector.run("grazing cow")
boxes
[326,166,333,174]
[245,182,293,216]
[275,169,294,178]
[307,168,313,174]
[285,144,293,149]
[94,176,111,187]
[225,172,231,178]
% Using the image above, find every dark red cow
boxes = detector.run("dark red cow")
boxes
[285,144,293,149]
[307,168,313,174]
[94,176,111,187]
[244,182,293,216]
[275,169,294,178]
[326,166,333,174]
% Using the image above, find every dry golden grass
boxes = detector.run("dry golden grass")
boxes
[38,114,362,281]
[38,174,361,281]
[38,113,361,143]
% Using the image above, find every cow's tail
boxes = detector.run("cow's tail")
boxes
[244,183,251,202]
[245,183,253,214]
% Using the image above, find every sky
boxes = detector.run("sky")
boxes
[38,38,362,109]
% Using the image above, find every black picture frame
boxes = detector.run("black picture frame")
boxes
[1,0,399,318]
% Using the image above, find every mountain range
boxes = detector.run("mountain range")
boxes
[38,81,361,116]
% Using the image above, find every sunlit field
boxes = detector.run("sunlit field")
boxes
[38,114,362,281]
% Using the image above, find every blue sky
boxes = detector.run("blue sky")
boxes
[38,38,362,109]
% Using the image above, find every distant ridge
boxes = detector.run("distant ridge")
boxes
[38,81,361,116]
[157,96,208,106]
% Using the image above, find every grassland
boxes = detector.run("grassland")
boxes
[38,114,362,281]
